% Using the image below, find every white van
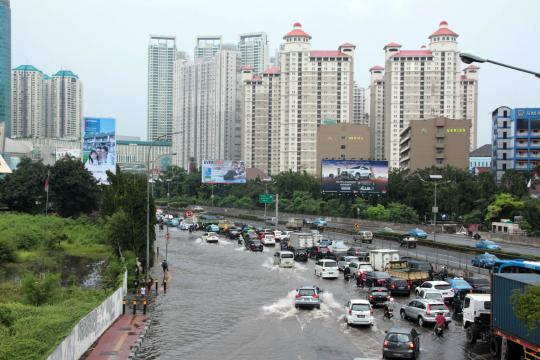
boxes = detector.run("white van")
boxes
[273,251,294,267]
[315,259,339,279]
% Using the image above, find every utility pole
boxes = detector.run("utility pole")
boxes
[264,182,268,219]
[275,194,279,230]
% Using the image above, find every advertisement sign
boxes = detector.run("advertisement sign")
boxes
[55,148,81,161]
[201,160,246,184]
[83,117,116,185]
[321,159,388,194]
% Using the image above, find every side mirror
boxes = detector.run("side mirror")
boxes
[385,330,388,333]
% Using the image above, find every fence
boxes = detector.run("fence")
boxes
[46,271,128,360]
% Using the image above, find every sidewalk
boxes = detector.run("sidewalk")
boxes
[85,314,149,360]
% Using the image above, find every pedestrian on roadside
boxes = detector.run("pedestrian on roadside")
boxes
[147,276,153,292]
[133,279,139,294]
[140,285,146,297]
[161,259,168,272]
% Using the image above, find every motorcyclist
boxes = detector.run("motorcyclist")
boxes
[356,271,365,288]
[434,311,446,335]
[343,265,351,280]
[442,266,448,280]
[384,297,394,318]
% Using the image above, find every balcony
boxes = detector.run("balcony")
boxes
[515,142,529,149]
[515,162,530,170]
[435,153,445,159]
[435,143,445,149]
[436,132,445,138]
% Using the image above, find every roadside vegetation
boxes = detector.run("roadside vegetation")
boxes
[153,165,540,233]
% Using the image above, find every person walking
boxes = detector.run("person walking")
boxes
[140,285,147,298]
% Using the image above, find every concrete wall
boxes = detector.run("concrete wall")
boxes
[46,271,127,360]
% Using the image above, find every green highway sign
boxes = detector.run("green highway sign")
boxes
[259,194,274,204]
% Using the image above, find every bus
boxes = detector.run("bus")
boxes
[492,259,540,274]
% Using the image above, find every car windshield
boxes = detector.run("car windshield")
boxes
[374,272,389,278]
[425,292,441,299]
[346,257,359,262]
[387,334,410,343]
[435,284,451,290]
[323,261,337,267]
[281,253,294,258]
[298,289,315,296]
[352,304,370,311]
[430,304,446,311]
[360,265,374,272]
[452,280,469,287]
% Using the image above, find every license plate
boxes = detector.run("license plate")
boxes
[303,297,312,301]
[357,315,365,318]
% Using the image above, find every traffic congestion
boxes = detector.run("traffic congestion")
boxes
[147,207,525,359]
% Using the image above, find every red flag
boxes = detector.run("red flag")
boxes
[44,172,50,192]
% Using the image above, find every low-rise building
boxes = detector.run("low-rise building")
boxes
[399,117,470,171]
[316,123,370,176]
[469,144,492,174]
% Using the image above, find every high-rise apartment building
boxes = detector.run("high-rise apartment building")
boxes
[242,23,355,175]
[238,32,269,74]
[368,65,385,160]
[492,107,540,182]
[194,36,222,59]
[147,35,176,141]
[11,65,45,138]
[461,64,479,150]
[0,0,11,142]
[50,70,82,139]
[383,21,479,168]
[42,74,53,137]
[172,49,241,169]
[352,83,367,125]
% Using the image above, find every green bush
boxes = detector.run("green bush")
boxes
[0,238,16,262]
[21,274,60,306]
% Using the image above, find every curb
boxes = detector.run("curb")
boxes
[128,319,152,359]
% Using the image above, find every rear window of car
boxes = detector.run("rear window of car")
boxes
[374,272,389,278]
[372,289,388,295]
[435,284,451,290]
[393,280,408,286]
[387,334,410,343]
[251,240,261,245]
[453,280,469,287]
[323,261,337,267]
[281,253,293,258]
[430,304,446,311]
[298,289,315,296]
[425,292,441,300]
[359,265,374,272]
[352,304,370,311]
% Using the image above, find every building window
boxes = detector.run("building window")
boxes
[341,145,346,149]
[502,164,507,170]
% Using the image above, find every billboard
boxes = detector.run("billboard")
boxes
[321,159,388,194]
[55,148,81,161]
[83,117,116,185]
[202,160,246,184]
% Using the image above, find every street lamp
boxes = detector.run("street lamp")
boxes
[429,174,443,245]
[262,177,272,220]
[460,52,540,78]
[146,133,178,283]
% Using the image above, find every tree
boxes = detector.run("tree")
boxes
[512,285,540,332]
[485,193,524,222]
[0,158,47,214]
[49,158,100,217]
[522,198,540,235]
[500,170,528,198]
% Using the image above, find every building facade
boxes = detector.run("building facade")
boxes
[352,83,367,125]
[0,0,11,142]
[383,21,479,168]
[469,144,492,174]
[242,23,355,176]
[195,36,222,59]
[49,70,82,139]
[399,117,470,171]
[11,65,45,138]
[492,107,540,182]
[172,49,241,169]
[116,139,172,172]
[238,32,269,75]
[147,35,176,142]
[368,65,385,160]
[316,123,370,176]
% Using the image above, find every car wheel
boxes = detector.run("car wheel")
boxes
[400,310,407,320]
[418,316,424,327]
[316,305,320,309]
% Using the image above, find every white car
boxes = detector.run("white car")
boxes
[314,259,339,279]
[261,233,276,246]
[273,251,294,267]
[203,232,219,244]
[281,231,293,241]
[415,281,454,302]
[416,289,444,302]
[338,256,359,271]
[179,222,192,230]
[345,299,374,326]
[273,230,282,241]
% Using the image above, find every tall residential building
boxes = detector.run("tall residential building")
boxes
[11,65,45,138]
[147,35,176,141]
[42,74,53,137]
[194,36,222,59]
[0,0,11,142]
[238,32,269,74]
[383,21,479,168]
[492,107,540,182]
[50,70,82,139]
[461,64,479,150]
[368,66,385,160]
[399,117,470,171]
[242,23,355,175]
[172,49,241,169]
[352,83,367,125]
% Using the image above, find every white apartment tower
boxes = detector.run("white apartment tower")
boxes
[383,21,479,168]
[353,82,367,125]
[194,36,222,59]
[148,35,176,141]
[238,32,269,74]
[173,49,241,169]
[242,23,355,175]
[11,65,44,138]
[461,64,479,150]
[368,65,385,160]
[50,70,82,139]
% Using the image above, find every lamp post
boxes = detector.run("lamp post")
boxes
[146,133,178,283]
[262,177,272,220]
[429,174,443,244]
[460,52,540,78]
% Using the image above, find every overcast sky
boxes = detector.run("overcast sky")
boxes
[11,0,540,146]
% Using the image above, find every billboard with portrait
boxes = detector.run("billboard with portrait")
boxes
[55,148,81,161]
[83,117,116,185]
[321,159,388,194]
[201,160,246,184]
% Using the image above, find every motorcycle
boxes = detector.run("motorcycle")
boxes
[383,298,395,319]
[434,326,444,337]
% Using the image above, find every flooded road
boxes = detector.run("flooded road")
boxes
[136,228,491,360]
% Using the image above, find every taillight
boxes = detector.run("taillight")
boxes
[445,304,449,310]
[391,284,395,289]
[348,309,352,315]
[409,342,415,350]
[295,294,301,298]
[369,295,373,298]
[312,294,319,299]
[407,284,410,289]
[383,340,389,348]
[426,304,431,315]
[387,296,391,300]
[370,309,374,315]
